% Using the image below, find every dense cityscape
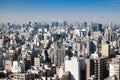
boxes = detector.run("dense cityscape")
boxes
[0,21,119,80]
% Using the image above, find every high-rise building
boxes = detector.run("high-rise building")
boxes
[85,57,108,80]
[108,55,120,80]
[109,63,120,80]
[91,23,102,32]
[102,43,110,57]
[52,21,59,27]
[63,21,67,27]
[65,57,81,80]
[85,59,91,80]
[54,41,66,67]
[11,61,25,73]
[83,22,87,28]
[104,27,117,42]
[86,37,92,56]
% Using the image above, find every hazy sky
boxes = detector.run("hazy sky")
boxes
[0,0,120,24]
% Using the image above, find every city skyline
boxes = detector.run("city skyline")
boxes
[0,0,120,24]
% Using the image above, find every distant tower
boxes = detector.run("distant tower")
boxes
[110,22,113,28]
[83,22,87,28]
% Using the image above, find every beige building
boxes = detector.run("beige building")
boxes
[5,60,12,71]
[85,59,91,80]
[102,43,110,57]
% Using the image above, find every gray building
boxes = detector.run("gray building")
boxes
[54,41,66,67]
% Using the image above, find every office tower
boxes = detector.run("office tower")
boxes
[54,41,66,67]
[63,21,67,27]
[85,57,108,80]
[83,22,87,28]
[85,26,92,56]
[52,33,66,41]
[91,23,102,32]
[109,63,120,80]
[65,57,81,80]
[81,39,92,56]
[101,42,110,57]
[40,24,49,31]
[52,21,59,27]
[104,27,117,42]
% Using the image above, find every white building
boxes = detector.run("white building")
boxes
[65,57,80,80]
[11,61,25,73]
[109,63,120,80]
[34,57,41,68]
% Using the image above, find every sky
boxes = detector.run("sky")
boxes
[0,0,120,24]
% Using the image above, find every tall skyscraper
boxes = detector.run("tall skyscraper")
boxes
[54,41,66,67]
